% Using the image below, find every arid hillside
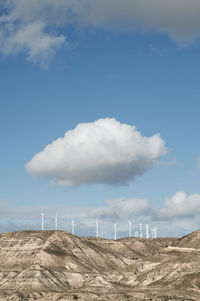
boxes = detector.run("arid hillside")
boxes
[0,230,200,300]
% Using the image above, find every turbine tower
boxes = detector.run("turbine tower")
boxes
[146,224,149,239]
[55,214,58,231]
[41,209,44,231]
[114,223,117,240]
[96,218,99,238]
[72,220,75,235]
[139,223,143,238]
[128,220,132,238]
[153,226,157,238]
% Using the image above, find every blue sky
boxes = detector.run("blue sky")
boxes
[1,1,200,237]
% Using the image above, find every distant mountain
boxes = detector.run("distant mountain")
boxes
[0,230,199,300]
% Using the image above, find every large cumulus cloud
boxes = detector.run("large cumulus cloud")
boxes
[1,0,200,66]
[26,118,167,186]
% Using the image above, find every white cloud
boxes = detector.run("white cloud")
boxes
[156,157,177,167]
[154,191,200,220]
[0,20,65,68]
[0,193,200,237]
[74,0,200,42]
[1,0,200,65]
[26,118,167,186]
[90,197,150,219]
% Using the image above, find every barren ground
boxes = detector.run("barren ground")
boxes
[0,230,200,300]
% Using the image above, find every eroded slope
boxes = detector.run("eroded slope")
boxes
[0,230,199,300]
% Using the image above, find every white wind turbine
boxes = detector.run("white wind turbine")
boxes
[139,223,143,238]
[114,223,117,240]
[55,213,58,231]
[146,224,149,239]
[41,209,45,231]
[96,217,99,238]
[153,226,158,238]
[151,227,154,238]
[128,220,132,238]
[72,219,75,235]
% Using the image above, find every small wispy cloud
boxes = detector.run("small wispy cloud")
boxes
[0,20,65,68]
[156,157,177,167]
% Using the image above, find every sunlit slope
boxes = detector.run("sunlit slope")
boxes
[0,230,199,300]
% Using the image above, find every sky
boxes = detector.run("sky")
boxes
[1,0,200,238]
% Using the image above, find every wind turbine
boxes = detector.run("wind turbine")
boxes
[128,220,132,238]
[114,223,117,240]
[146,224,149,239]
[96,217,99,238]
[41,209,45,231]
[153,226,157,238]
[139,223,143,238]
[72,220,75,235]
[55,213,58,231]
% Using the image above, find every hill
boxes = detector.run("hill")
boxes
[0,230,199,300]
